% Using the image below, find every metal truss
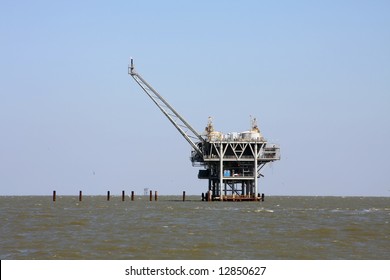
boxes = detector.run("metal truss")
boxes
[128,59,204,157]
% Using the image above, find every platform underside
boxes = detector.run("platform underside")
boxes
[215,195,263,202]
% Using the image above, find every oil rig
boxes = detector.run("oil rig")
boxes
[128,59,280,201]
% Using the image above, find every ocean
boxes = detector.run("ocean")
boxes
[0,196,389,259]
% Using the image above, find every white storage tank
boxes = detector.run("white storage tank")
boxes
[240,131,262,140]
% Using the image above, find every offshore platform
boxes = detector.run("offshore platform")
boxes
[128,59,280,201]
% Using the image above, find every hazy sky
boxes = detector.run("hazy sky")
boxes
[1,0,389,196]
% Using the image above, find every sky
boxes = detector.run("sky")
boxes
[0,0,389,196]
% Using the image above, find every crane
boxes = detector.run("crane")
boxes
[128,59,204,158]
[128,59,280,201]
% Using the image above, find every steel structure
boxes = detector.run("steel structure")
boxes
[128,59,280,201]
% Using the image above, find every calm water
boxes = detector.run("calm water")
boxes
[0,196,389,259]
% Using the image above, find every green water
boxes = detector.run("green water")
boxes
[1,196,389,259]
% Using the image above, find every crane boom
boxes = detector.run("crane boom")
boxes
[128,59,204,157]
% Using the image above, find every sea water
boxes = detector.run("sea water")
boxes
[1,196,389,259]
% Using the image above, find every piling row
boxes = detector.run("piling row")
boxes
[52,190,265,202]
[52,190,161,202]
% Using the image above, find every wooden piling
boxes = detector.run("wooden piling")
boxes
[155,191,158,201]
[131,191,135,201]
[183,191,186,201]
[122,190,125,201]
[79,190,82,201]
[149,190,153,201]
[107,191,110,201]
[53,190,56,202]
